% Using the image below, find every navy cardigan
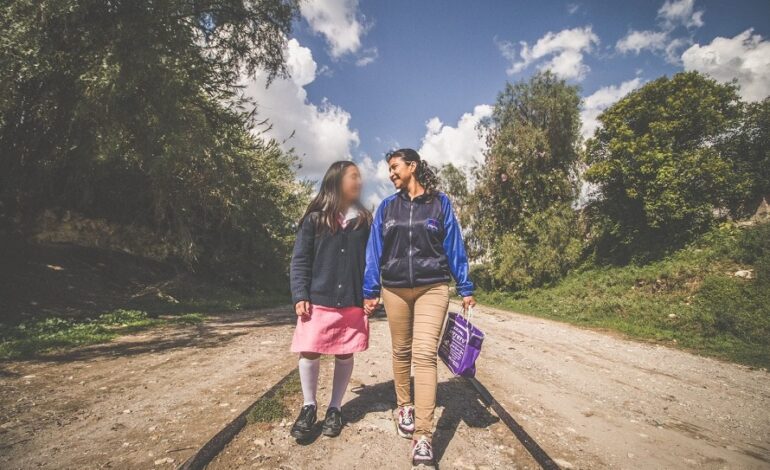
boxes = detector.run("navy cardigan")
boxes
[290,211,370,308]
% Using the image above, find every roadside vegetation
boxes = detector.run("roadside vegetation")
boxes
[478,222,770,367]
[447,71,769,367]
[0,310,204,360]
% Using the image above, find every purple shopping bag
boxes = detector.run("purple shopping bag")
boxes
[438,307,484,378]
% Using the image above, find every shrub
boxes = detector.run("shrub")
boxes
[491,203,584,290]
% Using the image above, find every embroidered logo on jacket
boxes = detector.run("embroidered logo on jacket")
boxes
[425,218,440,233]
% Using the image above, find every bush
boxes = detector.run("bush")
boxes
[491,203,584,290]
[469,263,496,291]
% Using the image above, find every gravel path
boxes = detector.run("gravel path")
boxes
[2,303,768,469]
[0,308,297,469]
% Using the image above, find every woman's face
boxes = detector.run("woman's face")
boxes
[388,156,415,190]
[340,165,363,202]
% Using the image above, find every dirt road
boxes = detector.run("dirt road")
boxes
[1,303,769,469]
[0,308,298,469]
[471,303,770,470]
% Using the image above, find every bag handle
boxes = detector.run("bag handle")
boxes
[462,305,476,322]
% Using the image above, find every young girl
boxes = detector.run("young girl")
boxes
[289,161,372,440]
[363,149,475,468]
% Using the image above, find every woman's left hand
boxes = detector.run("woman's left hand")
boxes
[462,295,477,311]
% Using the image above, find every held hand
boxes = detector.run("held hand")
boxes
[295,300,310,317]
[462,295,477,311]
[363,298,379,316]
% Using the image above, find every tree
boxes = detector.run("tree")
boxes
[469,71,582,253]
[0,0,305,285]
[584,71,746,261]
[720,97,770,214]
[438,163,469,224]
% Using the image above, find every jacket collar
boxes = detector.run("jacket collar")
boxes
[397,189,435,203]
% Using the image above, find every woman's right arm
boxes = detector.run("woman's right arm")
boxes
[363,203,385,300]
[290,215,315,309]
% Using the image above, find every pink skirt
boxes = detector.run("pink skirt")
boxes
[290,304,369,354]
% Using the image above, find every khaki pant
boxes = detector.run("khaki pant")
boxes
[382,283,449,439]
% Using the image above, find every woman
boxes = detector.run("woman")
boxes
[289,161,373,440]
[363,148,475,468]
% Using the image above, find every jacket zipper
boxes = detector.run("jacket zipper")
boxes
[408,200,414,286]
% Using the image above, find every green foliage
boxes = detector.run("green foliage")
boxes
[438,163,470,224]
[0,0,306,285]
[479,222,770,367]
[0,309,158,359]
[247,369,302,423]
[720,97,770,213]
[584,72,748,261]
[491,203,584,289]
[470,72,582,252]
[694,222,770,344]
[0,308,213,359]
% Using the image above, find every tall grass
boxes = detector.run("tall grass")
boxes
[478,222,770,367]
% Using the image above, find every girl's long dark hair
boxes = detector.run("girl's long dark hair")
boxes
[299,161,372,233]
[386,148,439,194]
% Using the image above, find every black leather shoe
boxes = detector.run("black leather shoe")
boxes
[290,404,317,439]
[321,407,343,437]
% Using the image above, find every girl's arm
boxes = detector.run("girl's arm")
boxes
[363,202,385,299]
[290,215,315,305]
[440,194,474,297]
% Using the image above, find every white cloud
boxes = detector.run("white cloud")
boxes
[567,3,580,15]
[499,26,599,81]
[360,105,494,207]
[355,47,378,67]
[244,39,359,180]
[358,155,393,208]
[419,105,493,169]
[615,0,703,63]
[616,30,668,54]
[657,0,704,29]
[300,0,367,59]
[580,78,643,140]
[682,29,770,102]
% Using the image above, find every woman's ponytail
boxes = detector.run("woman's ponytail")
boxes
[415,159,439,194]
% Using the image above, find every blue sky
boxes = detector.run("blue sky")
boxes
[243,0,770,204]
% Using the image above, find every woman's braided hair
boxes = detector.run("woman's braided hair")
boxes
[386,148,439,195]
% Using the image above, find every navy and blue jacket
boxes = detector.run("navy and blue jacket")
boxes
[363,190,474,299]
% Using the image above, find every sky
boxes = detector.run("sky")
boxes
[243,0,770,206]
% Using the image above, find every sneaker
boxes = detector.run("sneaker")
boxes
[411,436,435,468]
[321,407,343,437]
[394,405,415,438]
[290,404,317,439]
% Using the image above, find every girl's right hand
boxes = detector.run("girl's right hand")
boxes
[295,301,310,316]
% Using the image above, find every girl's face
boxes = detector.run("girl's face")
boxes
[340,165,362,203]
[388,156,415,190]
